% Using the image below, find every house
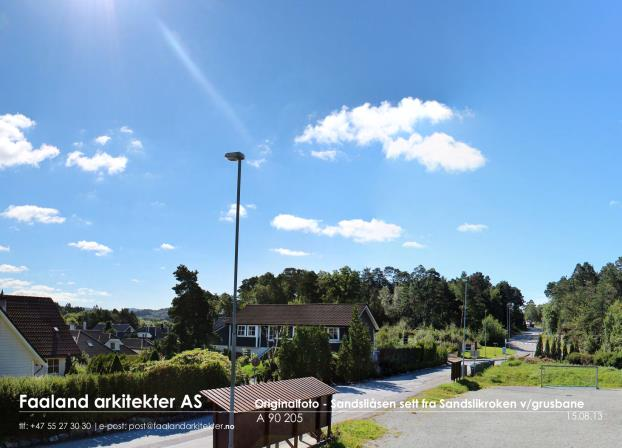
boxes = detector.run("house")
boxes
[121,337,154,354]
[91,322,135,338]
[77,330,136,355]
[71,329,113,357]
[0,294,80,376]
[136,325,169,340]
[214,303,379,356]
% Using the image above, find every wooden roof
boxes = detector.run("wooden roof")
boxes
[225,303,378,329]
[201,377,337,413]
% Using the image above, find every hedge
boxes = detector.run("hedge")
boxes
[377,342,447,376]
[0,350,229,440]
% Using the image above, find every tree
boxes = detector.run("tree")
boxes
[108,354,124,373]
[523,300,541,323]
[277,327,332,381]
[479,315,506,346]
[602,301,622,352]
[169,265,215,351]
[535,334,543,357]
[336,310,373,382]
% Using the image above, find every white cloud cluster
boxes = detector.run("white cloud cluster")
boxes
[310,150,337,161]
[1,205,65,224]
[68,240,113,256]
[160,243,175,251]
[295,97,485,172]
[271,248,310,257]
[220,204,254,222]
[271,214,402,243]
[66,151,128,175]
[120,126,133,134]
[0,264,28,273]
[0,278,109,304]
[402,241,426,249]
[0,113,60,169]
[457,223,488,233]
[94,135,111,145]
[0,245,9,252]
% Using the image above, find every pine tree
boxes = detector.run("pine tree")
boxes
[535,334,543,357]
[108,354,124,373]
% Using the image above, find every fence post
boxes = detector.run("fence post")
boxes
[540,365,543,388]
[595,367,599,389]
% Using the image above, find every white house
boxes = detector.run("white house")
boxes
[0,294,80,376]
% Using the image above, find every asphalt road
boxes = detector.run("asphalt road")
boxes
[372,386,622,448]
[44,366,451,448]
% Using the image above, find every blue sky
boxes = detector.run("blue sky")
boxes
[1,0,621,309]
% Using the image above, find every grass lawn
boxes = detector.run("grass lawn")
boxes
[409,358,622,403]
[463,346,515,359]
[327,419,387,448]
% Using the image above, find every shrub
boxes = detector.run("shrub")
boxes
[535,334,543,357]
[593,351,622,368]
[0,351,229,439]
[377,343,447,376]
[277,326,332,382]
[479,315,506,347]
[566,352,582,365]
[108,354,124,373]
[335,311,374,382]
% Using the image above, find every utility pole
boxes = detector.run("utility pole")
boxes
[461,279,468,379]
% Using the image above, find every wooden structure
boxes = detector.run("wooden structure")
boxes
[448,356,463,381]
[201,377,337,448]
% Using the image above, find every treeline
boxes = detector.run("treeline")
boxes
[61,304,140,330]
[239,266,526,331]
[543,257,622,354]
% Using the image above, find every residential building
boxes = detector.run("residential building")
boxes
[0,294,80,376]
[214,303,379,356]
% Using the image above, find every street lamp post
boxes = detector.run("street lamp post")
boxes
[461,279,468,379]
[225,151,245,448]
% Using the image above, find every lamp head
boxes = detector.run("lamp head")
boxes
[225,152,245,162]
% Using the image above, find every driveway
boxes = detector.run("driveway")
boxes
[44,366,451,447]
[508,328,541,356]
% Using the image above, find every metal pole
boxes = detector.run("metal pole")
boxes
[461,279,468,379]
[228,159,242,448]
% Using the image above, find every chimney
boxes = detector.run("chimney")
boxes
[83,321,87,330]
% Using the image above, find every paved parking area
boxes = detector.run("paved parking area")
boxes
[371,386,622,448]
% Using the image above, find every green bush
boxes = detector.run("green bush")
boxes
[0,349,230,439]
[377,342,447,376]
[479,315,506,347]
[566,352,582,365]
[277,326,332,382]
[593,351,622,368]
[335,311,374,382]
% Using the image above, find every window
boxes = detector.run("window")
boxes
[47,358,60,375]
[110,342,117,350]
[237,325,249,337]
[327,327,340,342]
[247,325,257,337]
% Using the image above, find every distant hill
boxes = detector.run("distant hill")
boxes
[129,308,171,321]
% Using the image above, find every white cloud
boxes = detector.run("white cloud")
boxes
[0,278,109,304]
[66,151,127,175]
[129,139,143,150]
[248,158,266,168]
[131,278,140,283]
[457,223,488,233]
[610,200,621,208]
[296,97,453,145]
[94,135,111,145]
[384,132,485,172]
[68,240,112,256]
[1,205,65,224]
[322,219,403,243]
[271,248,311,257]
[0,245,9,252]
[120,126,133,134]
[160,243,175,251]
[0,113,60,169]
[220,204,251,222]
[271,214,402,243]
[271,214,322,233]
[0,264,28,273]
[402,241,426,249]
[295,97,485,173]
[310,150,337,161]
